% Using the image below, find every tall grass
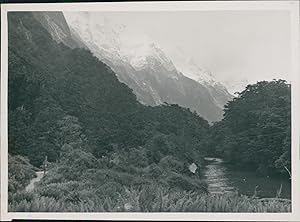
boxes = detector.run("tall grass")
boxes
[9,185,291,212]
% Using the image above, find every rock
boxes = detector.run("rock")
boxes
[189,163,198,174]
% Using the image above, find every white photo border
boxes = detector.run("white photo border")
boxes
[1,1,299,221]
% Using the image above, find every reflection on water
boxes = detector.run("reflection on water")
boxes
[203,157,291,199]
[203,157,235,194]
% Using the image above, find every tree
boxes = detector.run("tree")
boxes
[212,80,291,176]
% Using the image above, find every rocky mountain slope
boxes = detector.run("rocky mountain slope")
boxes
[32,11,232,122]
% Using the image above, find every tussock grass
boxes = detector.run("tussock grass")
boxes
[9,185,291,212]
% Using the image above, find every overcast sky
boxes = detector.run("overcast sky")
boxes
[75,11,291,92]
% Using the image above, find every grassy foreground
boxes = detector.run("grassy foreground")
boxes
[8,153,291,213]
[9,185,291,212]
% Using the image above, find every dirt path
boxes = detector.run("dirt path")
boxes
[25,171,45,192]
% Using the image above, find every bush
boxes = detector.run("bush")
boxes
[9,190,35,205]
[143,163,163,179]
[55,149,99,181]
[95,182,124,199]
[166,172,207,193]
[8,154,37,193]
[145,134,171,163]
[37,181,85,200]
[158,155,184,173]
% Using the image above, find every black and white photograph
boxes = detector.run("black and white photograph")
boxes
[1,1,299,221]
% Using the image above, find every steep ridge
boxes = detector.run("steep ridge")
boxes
[32,12,82,49]
[8,11,139,165]
[168,49,233,110]
[63,12,233,122]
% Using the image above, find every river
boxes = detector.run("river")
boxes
[203,157,291,199]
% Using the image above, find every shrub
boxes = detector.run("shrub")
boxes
[166,172,207,193]
[95,182,124,199]
[143,163,163,179]
[158,155,184,173]
[36,181,85,200]
[8,154,37,193]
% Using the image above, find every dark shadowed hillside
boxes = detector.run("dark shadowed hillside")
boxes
[8,12,210,170]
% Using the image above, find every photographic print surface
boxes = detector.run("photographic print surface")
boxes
[5,7,294,214]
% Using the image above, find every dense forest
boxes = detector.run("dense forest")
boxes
[7,12,291,212]
[210,80,291,176]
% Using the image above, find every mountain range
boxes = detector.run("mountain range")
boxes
[32,11,233,122]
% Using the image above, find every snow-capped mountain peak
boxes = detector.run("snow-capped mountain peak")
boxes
[63,12,233,122]
[64,12,176,72]
[120,41,176,71]
[184,56,217,84]
[164,46,219,85]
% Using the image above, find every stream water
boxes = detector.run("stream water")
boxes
[203,157,291,199]
[25,171,45,192]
